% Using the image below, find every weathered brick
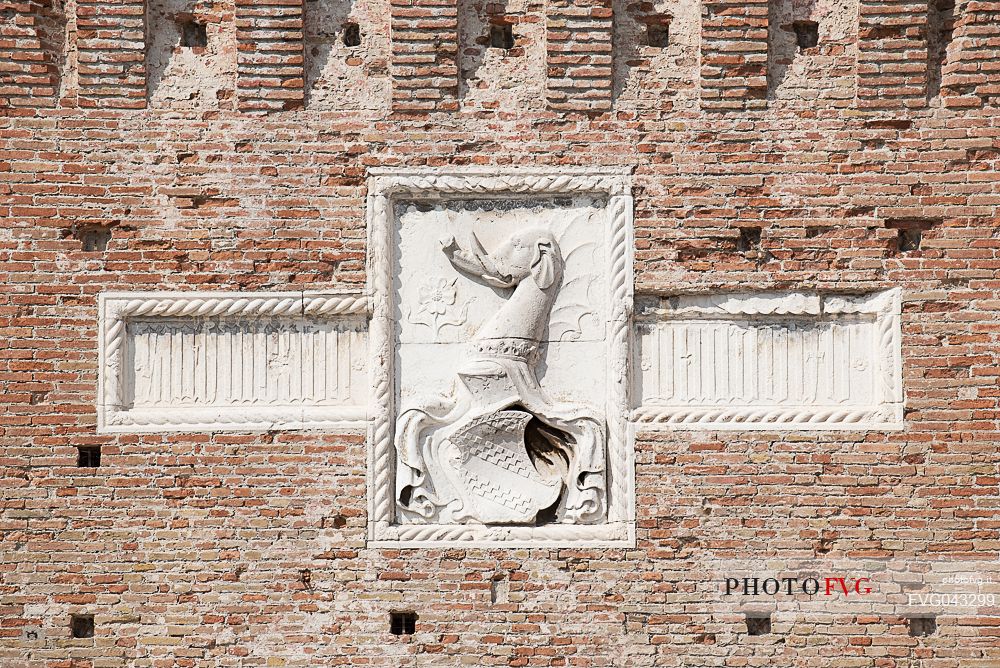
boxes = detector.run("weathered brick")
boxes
[1,4,1000,667]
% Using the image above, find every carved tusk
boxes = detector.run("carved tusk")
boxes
[469,231,489,259]
[469,232,514,287]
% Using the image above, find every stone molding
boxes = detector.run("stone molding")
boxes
[97,291,369,433]
[366,167,635,547]
[632,289,904,431]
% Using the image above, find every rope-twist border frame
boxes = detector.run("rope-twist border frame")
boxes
[98,293,368,431]
[631,289,904,430]
[366,169,635,546]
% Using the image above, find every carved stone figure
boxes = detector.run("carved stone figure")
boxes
[395,228,607,525]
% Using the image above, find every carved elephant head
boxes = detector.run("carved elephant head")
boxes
[442,228,563,291]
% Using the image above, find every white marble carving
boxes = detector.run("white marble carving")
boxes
[367,167,634,547]
[632,290,903,430]
[98,292,368,432]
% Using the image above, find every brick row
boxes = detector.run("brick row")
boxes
[856,0,929,110]
[699,0,768,112]
[5,2,1000,115]
[545,0,612,113]
[390,0,458,113]
[235,0,305,113]
[0,0,62,111]
[76,0,145,109]
[941,0,1000,107]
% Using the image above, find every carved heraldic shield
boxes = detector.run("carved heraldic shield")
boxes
[450,410,562,524]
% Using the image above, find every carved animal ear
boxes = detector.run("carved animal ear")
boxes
[531,241,556,289]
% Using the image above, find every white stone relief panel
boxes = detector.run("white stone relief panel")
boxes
[367,168,634,547]
[98,292,369,433]
[632,290,903,430]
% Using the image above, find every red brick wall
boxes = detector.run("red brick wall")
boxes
[390,0,459,112]
[942,0,1000,107]
[700,0,768,111]
[546,0,613,113]
[235,0,305,113]
[2,1,1000,665]
[0,0,64,111]
[76,0,146,109]
[856,0,929,110]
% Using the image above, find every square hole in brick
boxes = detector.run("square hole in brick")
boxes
[77,446,101,468]
[792,20,819,50]
[886,217,939,253]
[489,23,514,49]
[745,614,771,636]
[898,228,921,252]
[75,226,112,252]
[71,614,94,639]
[390,611,417,635]
[909,616,936,637]
[736,226,762,252]
[647,23,669,48]
[180,19,208,48]
[342,22,361,47]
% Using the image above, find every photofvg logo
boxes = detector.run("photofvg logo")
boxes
[705,558,1000,617]
[723,576,873,597]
